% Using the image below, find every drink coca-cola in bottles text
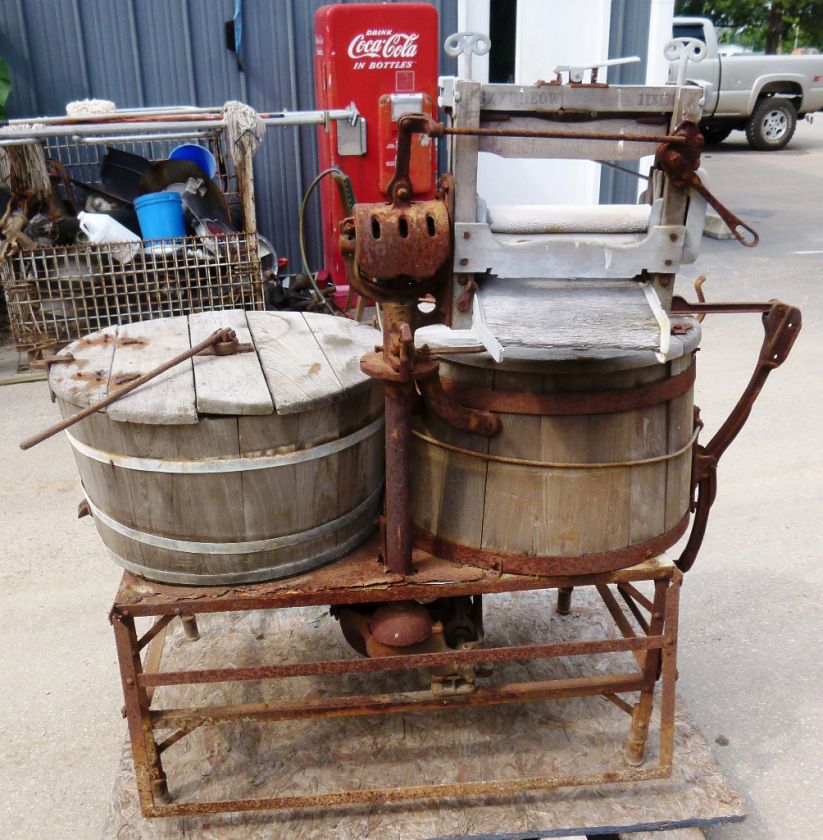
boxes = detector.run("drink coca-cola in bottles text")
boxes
[314,4,439,296]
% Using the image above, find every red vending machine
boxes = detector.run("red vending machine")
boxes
[314,3,440,297]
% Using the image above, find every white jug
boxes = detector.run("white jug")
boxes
[77,212,141,264]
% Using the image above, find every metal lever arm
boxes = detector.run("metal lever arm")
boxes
[671,300,802,571]
[657,121,759,247]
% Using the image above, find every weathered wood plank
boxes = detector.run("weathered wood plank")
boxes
[246,311,342,415]
[301,312,379,392]
[107,316,197,425]
[189,309,273,416]
[477,278,663,355]
[665,355,695,530]
[49,325,118,408]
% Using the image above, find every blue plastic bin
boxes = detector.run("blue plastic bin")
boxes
[134,192,187,240]
[169,144,217,179]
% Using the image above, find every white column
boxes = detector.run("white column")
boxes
[639,0,676,188]
[477,0,612,207]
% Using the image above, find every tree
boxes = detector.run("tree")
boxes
[675,0,823,53]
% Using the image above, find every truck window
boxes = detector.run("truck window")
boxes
[672,23,706,43]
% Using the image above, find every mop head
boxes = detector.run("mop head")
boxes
[223,100,266,162]
[66,99,116,117]
[0,123,51,205]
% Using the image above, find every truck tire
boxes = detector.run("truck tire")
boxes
[701,126,733,145]
[745,98,797,150]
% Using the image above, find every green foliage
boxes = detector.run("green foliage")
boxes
[0,59,11,120]
[675,0,823,53]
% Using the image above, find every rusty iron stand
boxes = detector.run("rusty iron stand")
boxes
[110,539,681,818]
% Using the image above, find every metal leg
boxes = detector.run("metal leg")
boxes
[556,586,574,614]
[658,571,682,769]
[623,579,668,766]
[181,614,200,641]
[112,610,170,810]
[109,560,681,817]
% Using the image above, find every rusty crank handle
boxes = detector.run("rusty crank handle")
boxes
[657,120,759,248]
[672,299,802,571]
[687,173,759,248]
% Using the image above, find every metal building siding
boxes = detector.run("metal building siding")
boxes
[1,0,457,268]
[600,0,651,204]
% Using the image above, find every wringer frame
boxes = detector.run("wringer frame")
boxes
[90,71,800,817]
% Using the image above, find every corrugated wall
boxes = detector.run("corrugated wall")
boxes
[0,0,457,267]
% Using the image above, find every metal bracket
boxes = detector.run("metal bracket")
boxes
[31,352,74,403]
[554,56,640,85]
[336,116,367,156]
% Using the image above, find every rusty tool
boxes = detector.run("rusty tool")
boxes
[20,328,249,450]
[657,121,759,247]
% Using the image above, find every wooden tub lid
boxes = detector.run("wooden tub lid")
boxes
[49,310,379,424]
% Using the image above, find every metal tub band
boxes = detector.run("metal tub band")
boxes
[85,484,383,556]
[102,523,379,586]
[65,415,384,474]
[440,364,696,417]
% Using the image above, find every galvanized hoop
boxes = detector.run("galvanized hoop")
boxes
[65,415,384,474]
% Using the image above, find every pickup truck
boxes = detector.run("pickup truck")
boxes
[672,17,823,149]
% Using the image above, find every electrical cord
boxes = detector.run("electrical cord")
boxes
[298,166,345,315]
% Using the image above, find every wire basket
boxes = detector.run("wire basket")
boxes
[1,234,263,353]
[41,128,242,220]
[0,122,261,353]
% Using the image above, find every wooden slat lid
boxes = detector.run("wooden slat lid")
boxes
[50,310,379,423]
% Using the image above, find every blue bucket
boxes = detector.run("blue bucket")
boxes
[134,192,187,240]
[169,144,217,179]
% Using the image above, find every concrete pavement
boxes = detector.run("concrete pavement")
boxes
[674,119,823,839]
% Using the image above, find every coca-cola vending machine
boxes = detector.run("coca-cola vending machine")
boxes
[314,3,440,297]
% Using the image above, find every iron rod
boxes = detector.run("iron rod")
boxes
[150,673,647,727]
[136,614,175,652]
[20,328,231,450]
[440,125,685,144]
[0,107,358,145]
[139,634,665,688]
[145,765,672,817]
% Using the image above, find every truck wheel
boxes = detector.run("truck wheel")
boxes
[745,98,797,150]
[701,126,733,145]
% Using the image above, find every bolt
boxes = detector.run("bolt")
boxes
[463,231,471,239]
[669,232,678,242]
[125,677,134,687]
[396,187,410,200]
[459,258,469,266]
[664,259,673,266]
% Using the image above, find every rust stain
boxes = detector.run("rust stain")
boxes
[78,333,114,348]
[308,362,322,376]
[71,369,106,387]
[118,337,148,348]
